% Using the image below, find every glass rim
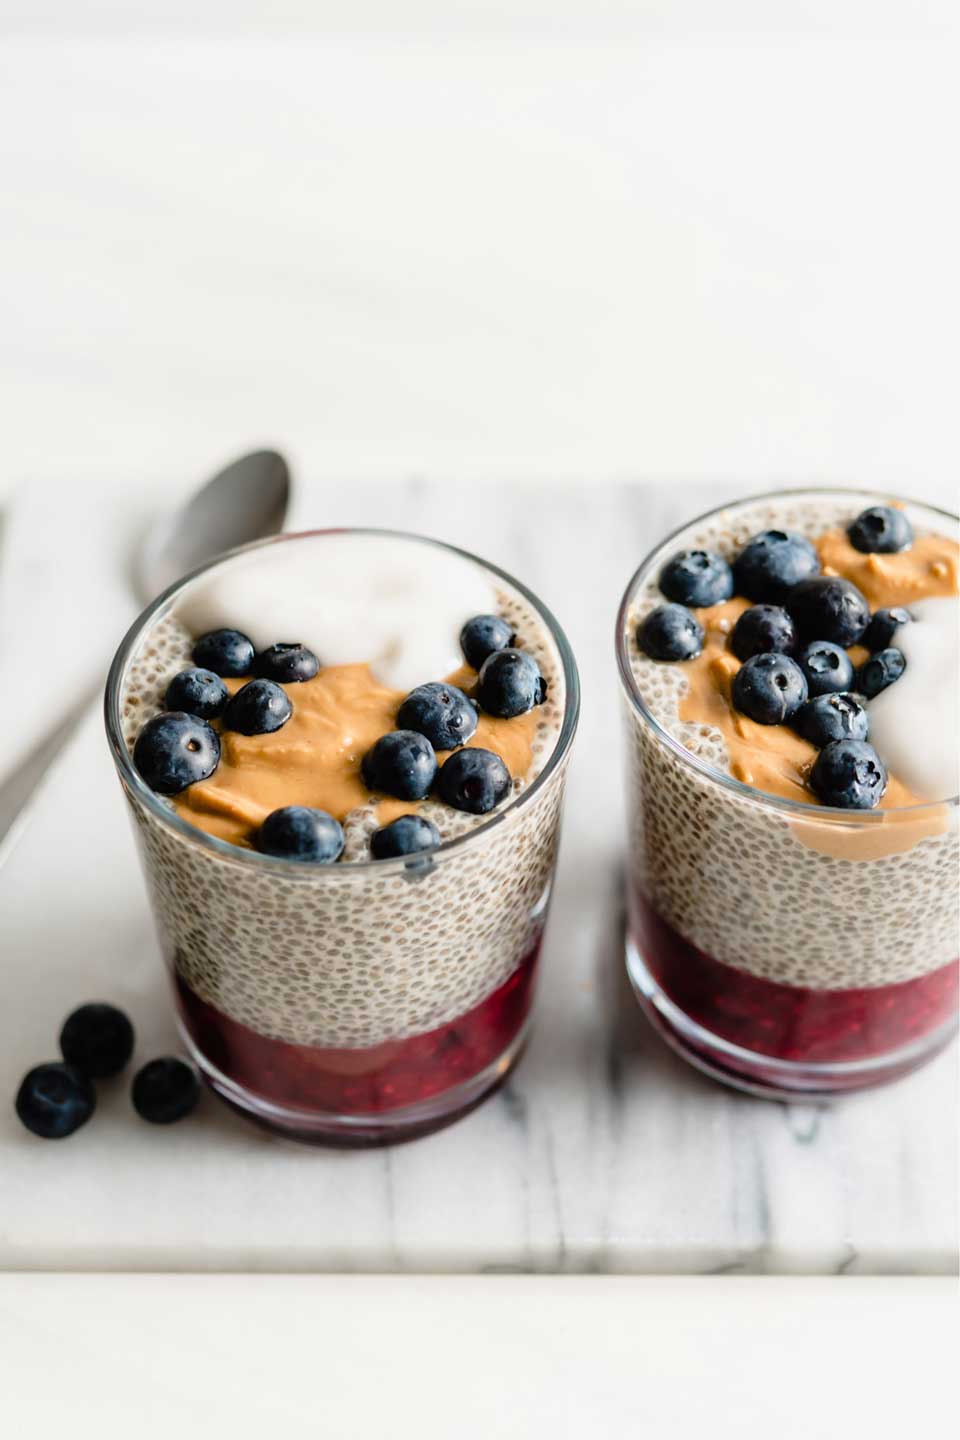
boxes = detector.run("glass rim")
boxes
[105,526,581,877]
[614,485,959,821]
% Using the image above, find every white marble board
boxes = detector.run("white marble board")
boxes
[0,480,956,1274]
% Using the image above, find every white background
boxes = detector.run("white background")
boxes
[1,0,958,495]
[1,3,957,1435]
[1,1275,956,1437]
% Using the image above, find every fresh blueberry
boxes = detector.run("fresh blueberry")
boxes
[362,730,438,800]
[658,549,733,607]
[864,606,912,652]
[810,739,887,809]
[732,530,821,603]
[477,648,546,718]
[847,505,913,554]
[789,576,870,647]
[436,747,511,814]
[794,692,870,746]
[192,628,255,677]
[59,1003,135,1079]
[637,604,704,662]
[15,1062,95,1139]
[731,605,796,661]
[856,647,906,700]
[257,806,344,863]
[731,652,808,724]
[252,644,320,683]
[222,679,292,735]
[460,614,515,671]
[132,1057,200,1124]
[134,712,221,794]
[370,814,442,860]
[164,667,229,720]
[397,682,478,750]
[797,640,855,697]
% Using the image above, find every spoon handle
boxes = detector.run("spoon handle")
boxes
[0,676,103,867]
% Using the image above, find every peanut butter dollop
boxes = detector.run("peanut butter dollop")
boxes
[817,527,958,607]
[675,525,959,860]
[174,662,536,849]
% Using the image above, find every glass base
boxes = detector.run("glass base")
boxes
[625,932,957,1100]
[179,1015,530,1146]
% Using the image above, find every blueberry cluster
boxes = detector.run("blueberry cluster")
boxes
[637,507,914,809]
[14,1002,199,1139]
[361,614,546,852]
[132,628,344,864]
[133,613,543,865]
[134,628,319,798]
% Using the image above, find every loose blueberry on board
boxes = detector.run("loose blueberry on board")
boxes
[132,1057,201,1124]
[794,692,870,746]
[797,640,855,698]
[847,505,913,555]
[789,576,870,647]
[252,643,320,683]
[222,678,293,735]
[436,747,511,814]
[732,530,821,603]
[810,739,888,809]
[59,1003,135,1079]
[731,605,796,661]
[362,730,438,800]
[460,614,515,671]
[731,652,808,725]
[658,549,733,608]
[15,1062,96,1139]
[164,667,229,720]
[397,682,478,751]
[477,648,547,718]
[134,712,221,794]
[856,647,907,700]
[192,628,255,677]
[637,604,704,662]
[370,814,442,860]
[864,606,912,652]
[257,806,345,863]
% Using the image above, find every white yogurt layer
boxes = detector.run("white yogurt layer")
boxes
[176,532,498,692]
[868,595,959,803]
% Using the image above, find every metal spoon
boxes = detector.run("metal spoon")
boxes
[0,449,291,859]
[135,448,290,604]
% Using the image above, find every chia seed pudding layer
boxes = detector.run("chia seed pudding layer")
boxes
[109,532,577,1052]
[619,491,959,994]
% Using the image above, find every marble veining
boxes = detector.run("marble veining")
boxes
[0,479,956,1274]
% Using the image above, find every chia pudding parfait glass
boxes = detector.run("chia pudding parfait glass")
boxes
[616,489,959,1099]
[105,529,579,1146]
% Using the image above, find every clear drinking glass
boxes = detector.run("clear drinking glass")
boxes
[616,489,958,1098]
[105,530,579,1144]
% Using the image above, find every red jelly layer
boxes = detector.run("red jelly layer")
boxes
[175,942,540,1116]
[632,892,958,1064]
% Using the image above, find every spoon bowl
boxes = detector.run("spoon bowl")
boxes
[136,449,291,604]
[0,447,291,862]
